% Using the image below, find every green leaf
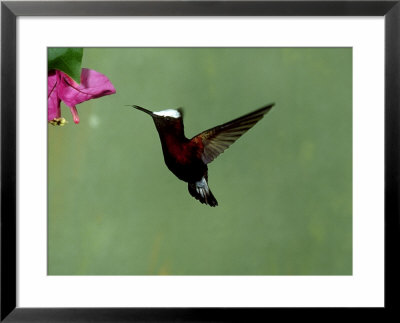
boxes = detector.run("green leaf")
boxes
[48,48,83,83]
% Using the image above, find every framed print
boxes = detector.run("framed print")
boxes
[1,0,399,321]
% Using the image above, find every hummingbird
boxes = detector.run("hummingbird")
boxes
[131,103,275,207]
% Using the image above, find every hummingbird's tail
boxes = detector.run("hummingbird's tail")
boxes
[188,177,218,207]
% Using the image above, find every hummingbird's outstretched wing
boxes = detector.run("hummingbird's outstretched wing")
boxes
[191,103,275,164]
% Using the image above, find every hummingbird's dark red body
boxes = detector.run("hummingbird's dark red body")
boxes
[132,103,275,207]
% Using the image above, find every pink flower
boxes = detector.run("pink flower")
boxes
[48,68,116,125]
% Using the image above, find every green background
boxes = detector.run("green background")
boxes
[48,48,352,275]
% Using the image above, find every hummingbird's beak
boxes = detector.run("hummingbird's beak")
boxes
[130,105,154,117]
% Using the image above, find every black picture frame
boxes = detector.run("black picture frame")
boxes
[1,0,399,321]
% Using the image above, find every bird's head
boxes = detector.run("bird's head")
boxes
[131,105,184,134]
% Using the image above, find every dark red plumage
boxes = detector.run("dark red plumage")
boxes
[131,103,275,207]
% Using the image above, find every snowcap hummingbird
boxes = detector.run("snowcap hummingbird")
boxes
[131,103,275,207]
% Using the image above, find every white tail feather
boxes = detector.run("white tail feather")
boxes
[188,177,218,207]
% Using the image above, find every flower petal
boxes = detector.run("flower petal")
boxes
[58,68,116,108]
[48,70,62,121]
